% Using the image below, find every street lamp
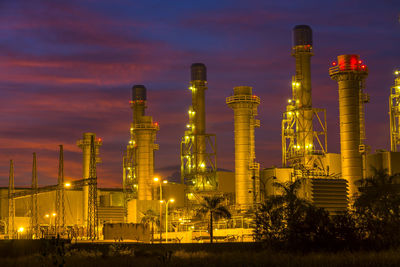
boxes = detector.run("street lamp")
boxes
[154,177,168,243]
[161,198,174,243]
[45,213,56,234]
[17,227,24,239]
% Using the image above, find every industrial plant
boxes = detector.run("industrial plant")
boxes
[1,25,399,243]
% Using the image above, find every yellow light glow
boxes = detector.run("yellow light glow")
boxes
[200,163,205,168]
[64,182,71,188]
[395,71,399,75]
[170,198,175,203]
[160,200,164,203]
[45,214,49,218]
[163,180,168,184]
[52,213,56,217]
[288,99,291,103]
[18,227,24,233]
[186,124,191,128]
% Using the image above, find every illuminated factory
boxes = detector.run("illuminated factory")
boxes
[0,24,399,242]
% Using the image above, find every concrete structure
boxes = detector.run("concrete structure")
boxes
[329,54,368,198]
[227,86,260,209]
[181,63,217,192]
[123,85,159,201]
[77,133,102,228]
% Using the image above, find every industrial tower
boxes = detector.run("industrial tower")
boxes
[55,145,65,236]
[123,85,159,201]
[87,135,98,239]
[227,86,260,209]
[329,54,369,198]
[8,160,15,238]
[77,133,102,231]
[181,63,217,192]
[30,153,38,238]
[282,25,328,176]
[390,70,400,151]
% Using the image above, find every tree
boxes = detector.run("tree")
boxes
[141,209,159,244]
[354,168,400,247]
[269,178,310,242]
[197,196,231,243]
[255,179,335,248]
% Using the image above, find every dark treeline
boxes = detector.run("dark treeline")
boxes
[254,168,400,251]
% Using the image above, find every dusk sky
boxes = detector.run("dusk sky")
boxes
[0,0,399,187]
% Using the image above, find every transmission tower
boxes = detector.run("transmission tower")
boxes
[30,153,38,239]
[8,160,15,238]
[56,145,65,236]
[87,136,98,240]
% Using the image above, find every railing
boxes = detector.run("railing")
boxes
[249,162,260,170]
[226,95,260,104]
[329,64,368,75]
[133,123,159,130]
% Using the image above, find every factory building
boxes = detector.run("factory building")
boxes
[1,25,400,241]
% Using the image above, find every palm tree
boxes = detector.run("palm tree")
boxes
[197,196,231,243]
[354,168,400,246]
[141,209,159,244]
[268,178,310,241]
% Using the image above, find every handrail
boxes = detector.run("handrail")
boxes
[329,65,368,75]
[226,95,260,104]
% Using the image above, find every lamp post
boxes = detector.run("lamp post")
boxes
[162,198,174,243]
[154,177,167,243]
[17,227,24,239]
[45,213,56,235]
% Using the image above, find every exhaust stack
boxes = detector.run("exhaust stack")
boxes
[227,86,260,209]
[329,55,368,198]
[123,85,159,201]
[181,63,217,192]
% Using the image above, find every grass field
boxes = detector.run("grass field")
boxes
[1,240,400,266]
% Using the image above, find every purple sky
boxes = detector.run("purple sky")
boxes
[0,0,399,187]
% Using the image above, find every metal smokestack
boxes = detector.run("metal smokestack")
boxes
[292,25,313,163]
[181,63,217,192]
[131,85,147,124]
[329,54,368,199]
[125,85,159,200]
[227,86,260,209]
